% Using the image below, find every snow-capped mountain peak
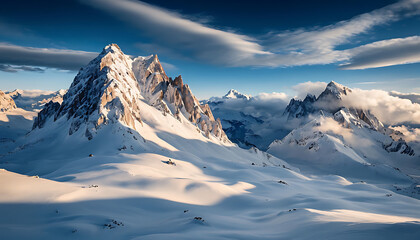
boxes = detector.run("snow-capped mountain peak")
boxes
[34,43,142,137]
[319,81,352,100]
[284,82,366,124]
[283,94,317,119]
[279,81,415,158]
[223,89,251,100]
[333,107,384,131]
[32,44,228,142]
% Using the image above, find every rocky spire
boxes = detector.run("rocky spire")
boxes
[282,81,385,131]
[318,81,352,100]
[32,44,228,142]
[133,53,227,141]
[283,94,316,119]
[33,43,144,139]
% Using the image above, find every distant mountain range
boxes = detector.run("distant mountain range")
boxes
[6,89,67,111]
[204,81,420,187]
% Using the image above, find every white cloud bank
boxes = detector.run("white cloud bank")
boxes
[389,91,420,104]
[210,91,290,119]
[292,81,328,100]
[389,125,420,142]
[211,81,420,126]
[341,88,420,125]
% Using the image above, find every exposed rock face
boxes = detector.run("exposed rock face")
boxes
[32,44,228,142]
[0,90,16,112]
[384,139,415,156]
[33,44,143,139]
[318,81,352,100]
[133,54,227,141]
[333,107,384,131]
[32,101,60,129]
[283,81,350,120]
[283,94,316,119]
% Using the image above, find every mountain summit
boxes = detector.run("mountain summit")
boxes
[281,81,414,155]
[283,81,383,131]
[223,89,251,100]
[33,44,227,141]
[319,81,351,100]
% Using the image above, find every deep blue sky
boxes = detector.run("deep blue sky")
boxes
[0,0,419,98]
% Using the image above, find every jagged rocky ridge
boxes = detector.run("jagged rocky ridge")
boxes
[32,44,228,141]
[0,90,16,112]
[282,81,414,155]
[284,81,383,130]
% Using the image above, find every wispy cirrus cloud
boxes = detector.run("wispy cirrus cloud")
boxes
[3,0,420,72]
[0,43,97,72]
[340,36,420,69]
[160,61,177,71]
[0,64,44,73]
[261,0,420,66]
[81,0,271,66]
[81,0,420,69]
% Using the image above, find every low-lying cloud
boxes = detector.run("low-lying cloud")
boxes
[389,125,420,142]
[292,81,328,100]
[341,88,420,125]
[389,91,420,104]
[207,91,289,119]
[288,81,420,125]
[209,82,420,126]
[281,81,420,126]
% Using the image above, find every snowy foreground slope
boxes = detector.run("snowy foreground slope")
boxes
[1,45,420,239]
